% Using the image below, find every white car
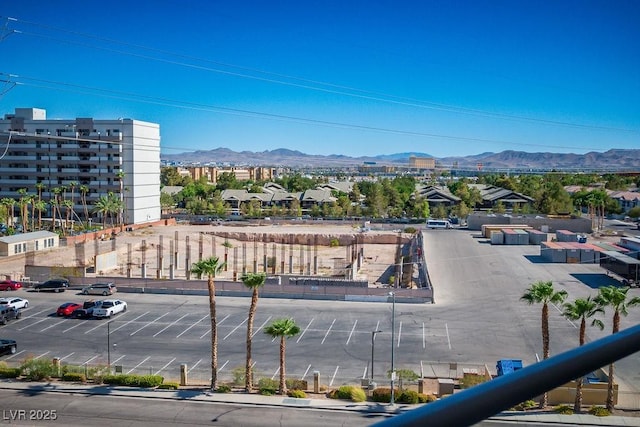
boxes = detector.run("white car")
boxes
[92,299,127,319]
[0,297,29,310]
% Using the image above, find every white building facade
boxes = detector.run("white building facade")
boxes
[0,108,160,225]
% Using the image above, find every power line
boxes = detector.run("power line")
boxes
[4,16,637,134]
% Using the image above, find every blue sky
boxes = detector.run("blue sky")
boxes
[1,0,638,158]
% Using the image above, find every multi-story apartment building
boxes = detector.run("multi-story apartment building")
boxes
[0,108,160,225]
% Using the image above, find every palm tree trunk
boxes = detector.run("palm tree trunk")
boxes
[208,277,218,391]
[540,302,550,408]
[245,289,258,392]
[607,311,621,411]
[279,337,286,395]
[574,318,587,412]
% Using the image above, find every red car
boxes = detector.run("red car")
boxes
[0,280,22,291]
[56,302,82,316]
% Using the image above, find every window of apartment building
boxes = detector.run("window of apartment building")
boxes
[35,241,39,251]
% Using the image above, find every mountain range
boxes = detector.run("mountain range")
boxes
[161,148,640,170]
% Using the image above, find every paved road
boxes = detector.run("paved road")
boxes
[1,228,638,395]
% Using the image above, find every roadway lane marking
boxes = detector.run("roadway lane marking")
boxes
[199,313,230,339]
[11,308,50,324]
[110,311,151,333]
[176,314,209,338]
[112,355,126,365]
[4,350,24,361]
[252,315,272,339]
[17,317,48,331]
[362,366,367,379]
[223,317,247,340]
[187,358,202,374]
[329,366,339,386]
[62,321,84,334]
[296,318,314,343]
[300,364,311,380]
[40,319,67,332]
[83,355,98,365]
[59,352,75,361]
[219,360,229,372]
[154,357,176,375]
[422,323,426,349]
[445,323,452,350]
[321,318,336,345]
[271,366,280,380]
[34,351,50,360]
[397,321,403,347]
[375,320,380,334]
[129,312,171,336]
[126,356,150,374]
[153,314,190,338]
[346,320,358,345]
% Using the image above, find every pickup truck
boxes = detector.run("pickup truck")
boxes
[72,300,103,318]
[93,299,127,319]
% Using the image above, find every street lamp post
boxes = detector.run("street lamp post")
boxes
[389,292,396,406]
[371,330,382,383]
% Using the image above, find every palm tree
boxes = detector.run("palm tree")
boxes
[521,280,568,408]
[562,296,604,412]
[595,286,640,411]
[242,272,266,392]
[79,185,90,227]
[116,171,125,226]
[35,182,46,229]
[264,318,301,395]
[17,188,29,232]
[191,257,226,391]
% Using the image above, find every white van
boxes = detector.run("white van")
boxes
[427,219,452,229]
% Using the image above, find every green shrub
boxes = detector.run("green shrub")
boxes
[398,389,419,404]
[231,366,246,386]
[553,405,573,415]
[287,389,307,398]
[258,377,278,395]
[61,372,86,382]
[0,367,21,378]
[404,227,417,234]
[286,379,307,391]
[157,382,179,390]
[329,238,340,247]
[259,387,276,396]
[511,400,538,411]
[216,384,231,393]
[459,373,487,389]
[20,358,57,381]
[372,387,398,403]
[137,375,164,388]
[336,385,354,400]
[102,374,163,388]
[349,387,367,402]
[588,406,610,417]
[418,393,436,403]
[326,389,340,399]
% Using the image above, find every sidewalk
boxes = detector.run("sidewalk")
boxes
[1,380,640,426]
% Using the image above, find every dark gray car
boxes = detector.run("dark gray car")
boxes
[34,279,70,292]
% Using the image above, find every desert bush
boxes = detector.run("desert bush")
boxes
[0,367,21,378]
[404,227,417,234]
[61,372,86,382]
[553,405,573,415]
[511,400,537,411]
[398,389,419,404]
[286,379,307,391]
[20,358,57,381]
[157,382,179,390]
[372,387,399,403]
[258,377,278,395]
[231,366,246,386]
[336,385,354,400]
[349,387,367,402]
[102,374,163,388]
[418,393,436,403]
[216,384,231,393]
[329,238,340,247]
[588,406,610,417]
[287,389,307,398]
[459,373,487,389]
[326,389,339,399]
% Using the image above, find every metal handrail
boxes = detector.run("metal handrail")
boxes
[373,324,640,427]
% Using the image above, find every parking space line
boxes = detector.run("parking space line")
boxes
[187,358,202,374]
[300,364,311,380]
[329,366,339,386]
[176,314,209,338]
[321,318,336,345]
[397,321,402,347]
[271,366,280,380]
[199,313,230,339]
[40,319,67,332]
[59,352,75,361]
[83,355,98,365]
[126,356,150,374]
[130,312,171,336]
[445,323,451,350]
[296,318,314,343]
[62,321,84,334]
[252,315,272,339]
[346,320,358,345]
[219,360,229,372]
[11,308,50,323]
[362,366,367,379]
[84,321,108,335]
[423,322,426,349]
[153,314,190,338]
[110,311,150,333]
[112,355,126,365]
[223,317,247,340]
[17,317,48,331]
[34,351,50,360]
[4,350,24,360]
[154,357,176,375]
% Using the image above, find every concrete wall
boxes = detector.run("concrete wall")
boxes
[468,213,592,234]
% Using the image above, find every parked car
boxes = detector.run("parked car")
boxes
[81,283,117,296]
[72,300,103,318]
[93,299,127,319]
[56,302,82,317]
[0,307,21,325]
[0,338,17,355]
[0,280,22,291]
[34,279,70,292]
[0,297,29,310]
